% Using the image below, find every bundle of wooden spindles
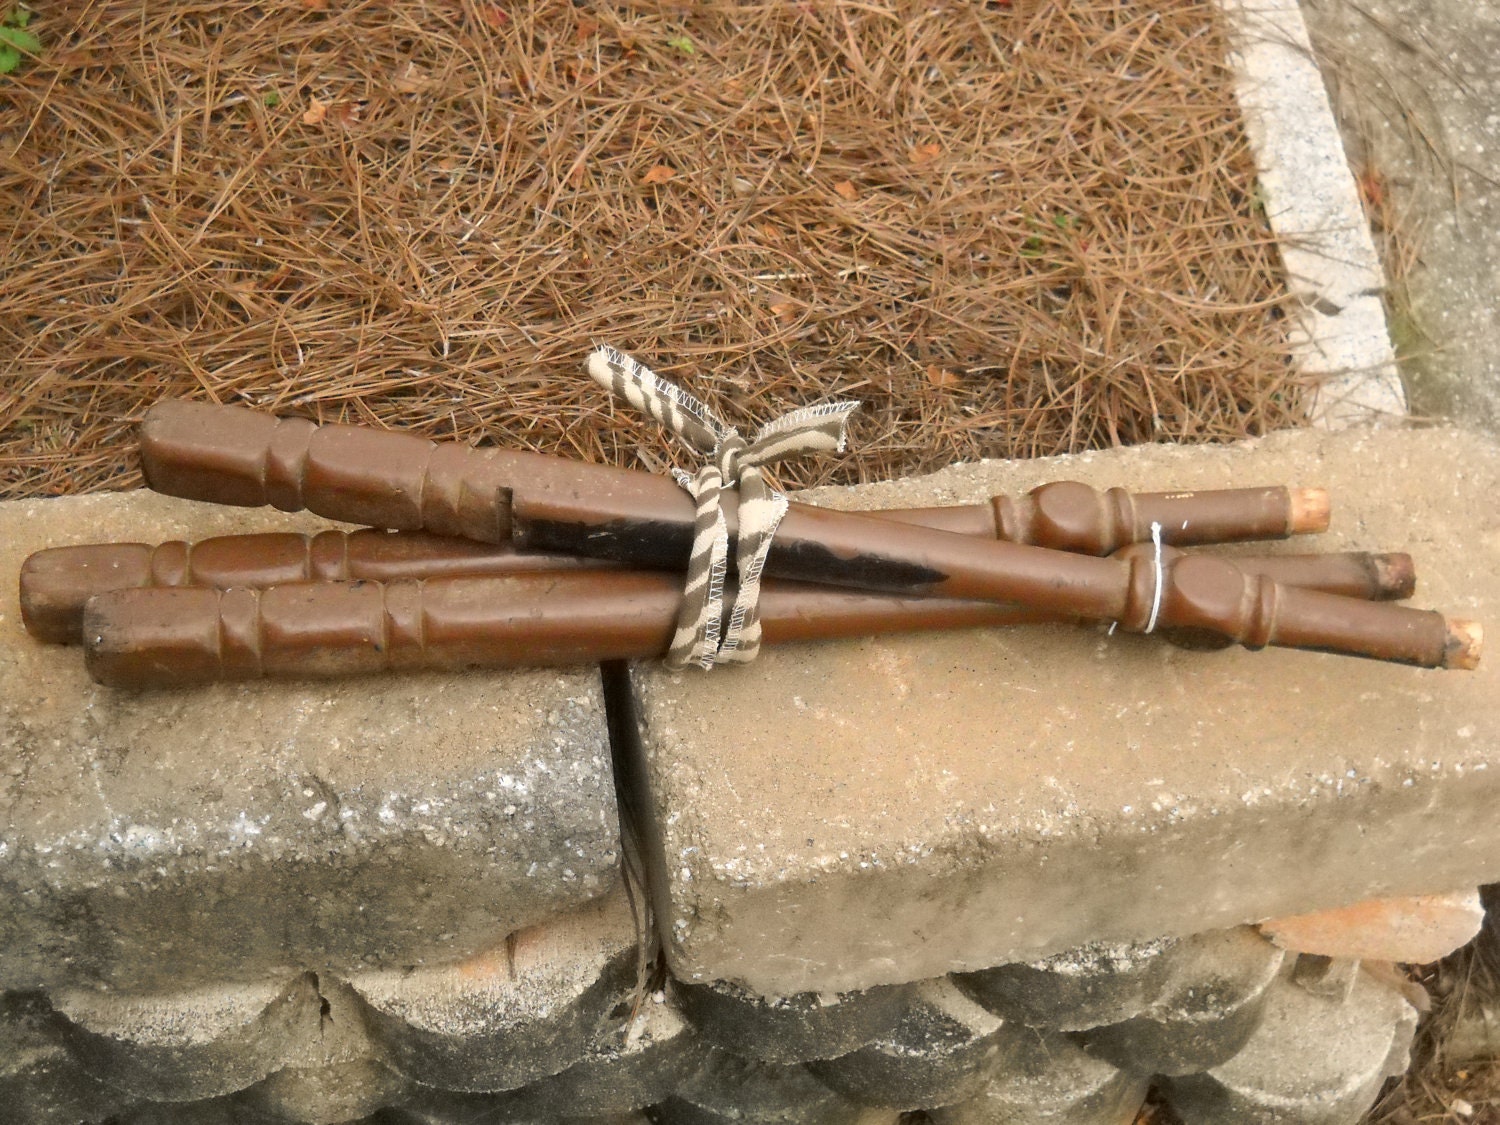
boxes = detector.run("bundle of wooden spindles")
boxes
[18,399,1482,688]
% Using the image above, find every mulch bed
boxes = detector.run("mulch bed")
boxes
[1,0,1301,499]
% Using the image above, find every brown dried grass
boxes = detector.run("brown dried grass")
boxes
[1366,918,1500,1125]
[0,0,1303,500]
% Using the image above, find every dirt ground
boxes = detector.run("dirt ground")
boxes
[1,0,1300,498]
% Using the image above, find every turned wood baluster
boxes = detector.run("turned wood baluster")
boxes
[131,402,1480,670]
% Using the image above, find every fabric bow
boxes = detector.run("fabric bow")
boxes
[587,345,859,669]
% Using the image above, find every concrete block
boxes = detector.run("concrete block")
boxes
[235,1057,409,1124]
[381,1116,694,1125]
[672,976,912,1064]
[1077,927,1284,1075]
[1162,964,1418,1124]
[1290,954,1361,1002]
[1260,889,1486,963]
[370,1093,489,1124]
[807,978,1004,1109]
[0,491,620,994]
[52,972,323,1101]
[349,888,639,1093]
[230,972,406,1123]
[389,1095,658,1125]
[928,1023,1149,1125]
[117,1098,289,1124]
[1220,0,1405,425]
[649,1048,869,1124]
[952,936,1179,1031]
[396,985,704,1120]
[624,426,1500,995]
[501,988,711,1116]
[374,1097,503,1125]
[1,991,123,1125]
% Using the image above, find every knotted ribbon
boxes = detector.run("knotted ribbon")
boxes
[587,345,859,669]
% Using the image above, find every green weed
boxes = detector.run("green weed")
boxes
[0,5,39,75]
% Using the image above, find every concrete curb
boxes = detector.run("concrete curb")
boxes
[1219,0,1407,425]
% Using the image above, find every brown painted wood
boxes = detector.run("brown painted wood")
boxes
[22,533,1411,646]
[80,554,1471,690]
[139,401,1325,553]
[130,401,1479,670]
[79,574,1050,688]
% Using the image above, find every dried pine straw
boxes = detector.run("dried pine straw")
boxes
[0,0,1304,499]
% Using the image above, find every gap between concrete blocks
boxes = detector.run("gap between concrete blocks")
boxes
[600,659,673,995]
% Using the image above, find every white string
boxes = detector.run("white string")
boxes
[1144,521,1165,635]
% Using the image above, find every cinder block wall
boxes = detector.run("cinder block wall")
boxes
[3,425,1497,1124]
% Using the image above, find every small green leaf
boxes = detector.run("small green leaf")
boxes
[666,33,695,54]
[0,44,18,72]
[263,90,281,107]
[0,25,40,52]
[10,5,32,27]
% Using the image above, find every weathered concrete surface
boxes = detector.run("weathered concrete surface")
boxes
[1299,0,1500,434]
[1,991,120,1125]
[1078,928,1284,1076]
[394,1112,653,1125]
[498,989,708,1117]
[653,1049,869,1124]
[1221,0,1405,425]
[396,987,706,1120]
[350,888,638,1093]
[1291,954,1362,1002]
[53,972,323,1101]
[15,982,412,1124]
[953,936,1181,1032]
[929,1024,1149,1125]
[1163,963,1417,1123]
[628,426,1500,994]
[672,976,912,1064]
[237,1056,409,1125]
[393,1110,653,1125]
[389,1107,653,1125]
[0,491,619,993]
[806,979,1004,1110]
[116,1100,282,1125]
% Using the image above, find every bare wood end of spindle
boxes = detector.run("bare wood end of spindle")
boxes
[1370,552,1417,601]
[1444,619,1483,670]
[1288,488,1331,535]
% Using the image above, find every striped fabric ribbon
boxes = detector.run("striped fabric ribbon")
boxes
[586,345,859,669]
